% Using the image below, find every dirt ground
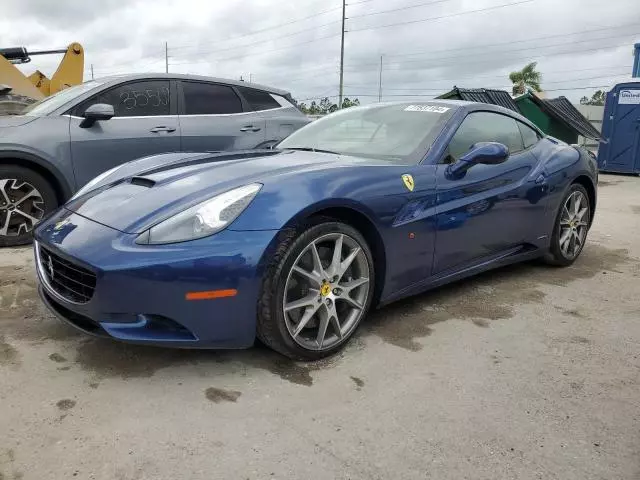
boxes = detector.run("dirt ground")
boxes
[1,174,639,480]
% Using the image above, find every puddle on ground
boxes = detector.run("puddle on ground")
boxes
[598,179,623,187]
[0,265,80,343]
[204,387,241,403]
[350,376,365,390]
[72,338,337,386]
[362,244,634,351]
[631,205,640,214]
[56,399,76,411]
[556,306,588,319]
[49,353,67,363]
[0,243,635,383]
[0,336,20,367]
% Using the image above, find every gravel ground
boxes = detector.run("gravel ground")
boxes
[1,174,639,480]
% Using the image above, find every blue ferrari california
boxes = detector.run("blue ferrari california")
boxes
[34,100,597,359]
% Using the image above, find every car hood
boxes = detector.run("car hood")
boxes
[66,149,385,234]
[0,115,38,128]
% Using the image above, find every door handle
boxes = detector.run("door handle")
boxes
[535,174,546,185]
[240,125,262,132]
[150,126,176,133]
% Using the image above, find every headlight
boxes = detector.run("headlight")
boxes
[136,183,262,245]
[70,165,123,201]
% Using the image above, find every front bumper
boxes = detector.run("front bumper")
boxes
[33,208,278,349]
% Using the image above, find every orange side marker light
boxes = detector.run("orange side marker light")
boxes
[185,289,238,301]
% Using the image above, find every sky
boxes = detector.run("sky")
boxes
[3,0,639,105]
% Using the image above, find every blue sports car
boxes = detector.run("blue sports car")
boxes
[33,100,598,360]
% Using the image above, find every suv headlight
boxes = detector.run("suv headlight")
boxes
[136,183,262,245]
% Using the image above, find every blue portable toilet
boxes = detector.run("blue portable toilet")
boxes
[597,81,640,174]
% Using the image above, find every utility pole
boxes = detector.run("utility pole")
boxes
[165,42,169,73]
[378,55,383,102]
[91,64,94,80]
[338,0,346,109]
[249,73,253,83]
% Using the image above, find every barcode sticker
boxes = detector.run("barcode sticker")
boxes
[404,105,450,113]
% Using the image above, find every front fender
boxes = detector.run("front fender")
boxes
[0,149,73,199]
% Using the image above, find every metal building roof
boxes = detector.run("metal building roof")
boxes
[533,95,602,140]
[437,87,520,113]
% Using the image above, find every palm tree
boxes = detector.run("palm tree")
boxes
[509,62,542,96]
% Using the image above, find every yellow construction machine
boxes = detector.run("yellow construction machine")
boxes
[0,42,84,114]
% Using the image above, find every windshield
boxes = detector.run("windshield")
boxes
[278,103,455,163]
[22,81,104,116]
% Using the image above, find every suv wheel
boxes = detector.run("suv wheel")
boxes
[0,165,58,247]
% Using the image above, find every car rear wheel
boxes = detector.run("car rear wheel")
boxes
[257,220,375,360]
[0,165,58,247]
[545,184,591,266]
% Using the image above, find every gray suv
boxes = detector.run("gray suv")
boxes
[0,73,309,246]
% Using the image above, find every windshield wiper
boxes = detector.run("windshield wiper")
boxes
[284,147,341,155]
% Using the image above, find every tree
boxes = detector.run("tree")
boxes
[509,62,542,96]
[292,97,361,115]
[580,90,606,106]
[341,97,360,108]
[308,101,320,115]
[319,97,337,114]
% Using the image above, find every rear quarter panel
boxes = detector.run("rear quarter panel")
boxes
[534,137,598,236]
[261,106,310,144]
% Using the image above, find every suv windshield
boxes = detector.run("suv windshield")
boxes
[278,103,455,163]
[22,80,103,116]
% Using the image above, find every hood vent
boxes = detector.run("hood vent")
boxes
[129,177,156,188]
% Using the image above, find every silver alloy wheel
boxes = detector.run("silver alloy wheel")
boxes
[558,190,589,260]
[282,232,370,351]
[0,178,45,237]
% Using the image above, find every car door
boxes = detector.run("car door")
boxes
[236,86,310,145]
[68,79,180,187]
[178,81,266,152]
[432,110,545,275]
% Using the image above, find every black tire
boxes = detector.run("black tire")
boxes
[544,183,591,266]
[257,219,375,361]
[0,165,58,247]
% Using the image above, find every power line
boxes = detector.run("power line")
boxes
[354,22,640,62]
[169,32,341,65]
[343,65,633,88]
[169,20,340,59]
[346,31,640,68]
[332,84,621,97]
[345,72,632,91]
[348,0,459,19]
[170,6,341,51]
[344,41,635,72]
[347,0,535,33]
[346,0,377,5]
[544,85,619,92]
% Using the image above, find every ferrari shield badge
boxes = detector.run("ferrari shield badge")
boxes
[401,174,415,192]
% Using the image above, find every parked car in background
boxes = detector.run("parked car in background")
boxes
[0,73,308,246]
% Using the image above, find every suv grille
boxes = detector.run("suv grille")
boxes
[38,246,96,304]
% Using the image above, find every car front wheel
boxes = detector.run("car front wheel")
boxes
[545,183,591,266]
[258,220,375,360]
[0,165,58,247]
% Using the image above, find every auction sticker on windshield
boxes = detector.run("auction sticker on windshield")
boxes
[404,105,450,113]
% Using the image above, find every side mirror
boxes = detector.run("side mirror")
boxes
[446,142,509,179]
[79,103,114,128]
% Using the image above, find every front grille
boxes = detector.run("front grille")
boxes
[38,246,96,304]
